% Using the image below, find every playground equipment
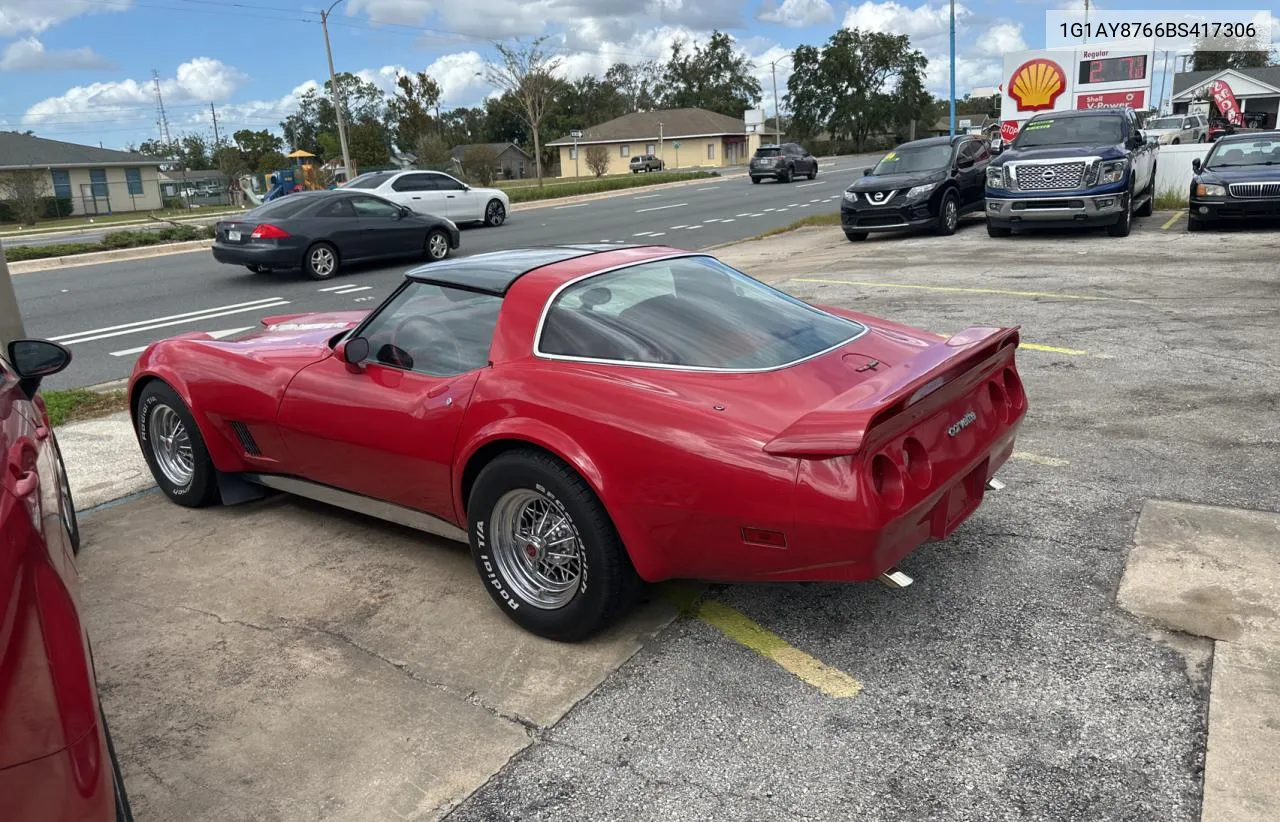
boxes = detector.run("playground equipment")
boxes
[238,150,345,205]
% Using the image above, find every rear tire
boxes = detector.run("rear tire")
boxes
[424,229,450,261]
[845,231,868,242]
[935,190,959,236]
[135,381,220,507]
[304,242,338,280]
[467,449,640,642]
[50,432,80,554]
[987,223,1012,237]
[1136,167,1155,217]
[751,176,762,184]
[484,199,506,226]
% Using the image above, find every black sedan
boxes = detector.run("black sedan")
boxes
[211,189,461,279]
[1188,131,1280,231]
[840,134,990,241]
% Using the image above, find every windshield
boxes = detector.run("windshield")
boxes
[1147,117,1183,130]
[873,145,953,175]
[345,171,396,189]
[1014,117,1123,147]
[1207,138,1280,168]
[538,255,865,370]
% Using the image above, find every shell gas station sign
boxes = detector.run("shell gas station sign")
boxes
[999,46,1154,142]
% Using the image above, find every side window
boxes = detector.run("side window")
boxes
[431,174,466,191]
[392,173,432,192]
[358,282,502,376]
[350,196,402,217]
[957,141,980,164]
[315,198,356,218]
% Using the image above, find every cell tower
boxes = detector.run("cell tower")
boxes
[152,69,173,146]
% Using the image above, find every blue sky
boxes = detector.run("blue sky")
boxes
[1,0,1276,149]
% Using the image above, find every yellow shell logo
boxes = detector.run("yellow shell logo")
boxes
[1009,59,1066,112]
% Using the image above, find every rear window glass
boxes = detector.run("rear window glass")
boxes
[538,256,865,370]
[755,147,781,157]
[345,171,397,189]
[245,196,313,219]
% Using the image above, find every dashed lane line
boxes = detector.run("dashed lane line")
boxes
[636,202,687,213]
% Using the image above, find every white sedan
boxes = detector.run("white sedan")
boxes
[344,169,510,227]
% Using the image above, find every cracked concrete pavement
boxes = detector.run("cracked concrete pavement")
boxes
[78,212,1280,820]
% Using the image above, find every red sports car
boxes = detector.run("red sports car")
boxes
[128,245,1026,640]
[1,338,133,821]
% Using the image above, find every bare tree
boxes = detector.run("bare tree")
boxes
[584,145,610,177]
[0,170,53,226]
[485,36,562,187]
[462,145,501,185]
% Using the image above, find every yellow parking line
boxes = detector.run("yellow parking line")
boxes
[1011,451,1069,467]
[663,584,862,698]
[1019,342,1087,356]
[794,278,1109,302]
[1161,211,1186,230]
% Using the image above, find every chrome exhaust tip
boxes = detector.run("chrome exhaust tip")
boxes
[986,477,1006,491]
[877,568,914,588]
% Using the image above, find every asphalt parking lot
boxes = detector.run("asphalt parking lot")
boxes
[79,210,1280,821]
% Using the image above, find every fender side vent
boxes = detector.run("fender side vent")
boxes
[229,421,261,456]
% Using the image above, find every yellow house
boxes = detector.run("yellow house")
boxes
[0,131,164,219]
[547,108,753,178]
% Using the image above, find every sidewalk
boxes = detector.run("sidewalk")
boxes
[60,410,154,510]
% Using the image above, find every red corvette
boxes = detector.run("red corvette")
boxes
[128,244,1026,640]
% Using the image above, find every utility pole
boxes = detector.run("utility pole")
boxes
[658,121,664,166]
[772,62,781,142]
[0,241,25,348]
[949,0,956,136]
[210,102,221,146]
[321,0,355,180]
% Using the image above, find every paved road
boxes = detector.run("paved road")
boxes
[16,154,880,390]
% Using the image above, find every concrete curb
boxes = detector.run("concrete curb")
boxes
[10,239,213,274]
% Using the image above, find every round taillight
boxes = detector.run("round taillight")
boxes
[988,380,1009,422]
[902,437,932,489]
[871,454,905,509]
[1003,367,1025,410]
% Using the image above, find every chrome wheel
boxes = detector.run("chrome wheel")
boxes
[490,488,583,609]
[945,198,958,231]
[309,246,335,277]
[427,231,449,260]
[148,404,195,487]
[486,200,506,226]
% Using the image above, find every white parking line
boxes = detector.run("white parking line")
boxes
[795,181,825,188]
[636,202,687,213]
[331,286,372,295]
[554,202,589,209]
[109,326,253,358]
[633,193,662,200]
[52,298,289,346]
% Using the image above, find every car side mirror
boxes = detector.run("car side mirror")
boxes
[338,336,370,371]
[7,339,72,396]
[863,168,872,176]
[1191,157,1202,173]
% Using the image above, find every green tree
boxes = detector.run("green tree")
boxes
[348,121,390,168]
[440,106,487,146]
[178,134,212,170]
[1189,36,1274,71]
[389,71,442,148]
[255,150,289,174]
[213,145,248,179]
[413,132,452,169]
[136,138,176,159]
[659,31,762,118]
[281,72,388,158]
[0,169,52,225]
[785,28,928,151]
[232,129,284,169]
[461,144,500,184]
[483,93,531,145]
[605,61,661,112]
[485,36,563,186]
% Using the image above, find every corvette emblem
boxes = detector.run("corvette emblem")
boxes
[947,410,977,437]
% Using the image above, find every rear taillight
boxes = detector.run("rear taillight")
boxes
[870,453,905,509]
[902,437,932,488]
[1002,367,1025,411]
[250,223,290,239]
[988,380,1009,423]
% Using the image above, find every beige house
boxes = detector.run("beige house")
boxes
[0,131,164,219]
[547,108,757,178]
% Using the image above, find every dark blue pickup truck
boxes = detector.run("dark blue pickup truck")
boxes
[984,108,1158,238]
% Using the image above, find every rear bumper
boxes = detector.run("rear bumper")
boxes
[1190,197,1280,221]
[210,242,299,268]
[985,191,1126,228]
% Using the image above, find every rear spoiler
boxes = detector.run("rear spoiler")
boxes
[762,326,1020,459]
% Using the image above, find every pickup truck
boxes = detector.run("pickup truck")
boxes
[985,108,1157,238]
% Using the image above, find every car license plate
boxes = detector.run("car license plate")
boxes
[228,230,241,241]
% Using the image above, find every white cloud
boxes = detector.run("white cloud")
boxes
[22,57,249,126]
[924,54,1002,96]
[0,36,113,71]
[423,51,490,107]
[975,22,1027,56]
[346,0,553,39]
[757,0,834,28]
[842,1,970,41]
[0,0,130,36]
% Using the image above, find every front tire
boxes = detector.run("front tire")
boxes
[807,165,817,180]
[751,176,762,184]
[935,190,959,236]
[1108,188,1134,237]
[134,381,220,508]
[779,166,792,184]
[51,432,80,554]
[467,449,640,641]
[845,231,868,242]
[424,229,450,261]
[1187,215,1206,232]
[304,242,338,280]
[484,199,506,226]
[987,223,1012,237]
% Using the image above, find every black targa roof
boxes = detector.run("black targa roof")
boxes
[404,244,642,295]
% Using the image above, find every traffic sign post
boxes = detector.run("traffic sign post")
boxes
[673,141,680,168]
[570,130,583,177]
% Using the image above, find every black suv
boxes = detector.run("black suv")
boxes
[840,134,991,241]
[749,143,818,184]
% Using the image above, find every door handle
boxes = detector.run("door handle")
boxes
[35,425,49,441]
[13,470,38,500]
[446,195,456,199]
[412,196,421,200]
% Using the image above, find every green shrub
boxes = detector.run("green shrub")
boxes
[0,196,75,223]
[5,242,103,261]
[163,197,185,210]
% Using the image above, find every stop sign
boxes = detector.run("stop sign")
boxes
[1000,120,1020,143]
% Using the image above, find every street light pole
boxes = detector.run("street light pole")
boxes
[949,0,956,136]
[320,0,355,180]
[769,54,791,142]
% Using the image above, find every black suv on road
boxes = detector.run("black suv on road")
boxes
[749,143,818,183]
[840,134,991,241]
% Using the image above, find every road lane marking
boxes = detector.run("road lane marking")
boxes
[704,218,723,223]
[331,285,372,295]
[648,231,666,236]
[60,301,291,345]
[636,202,687,213]
[318,284,355,292]
[795,181,825,188]
[763,208,777,212]
[684,225,702,230]
[696,186,720,191]
[553,202,589,209]
[747,212,765,217]
[787,203,800,207]
[1011,451,1069,467]
[670,224,690,229]
[670,591,862,698]
[633,193,662,200]
[1161,211,1186,230]
[793,278,1110,302]
[719,218,735,222]
[633,231,655,236]
[51,298,287,344]
[109,326,253,357]
[736,213,751,217]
